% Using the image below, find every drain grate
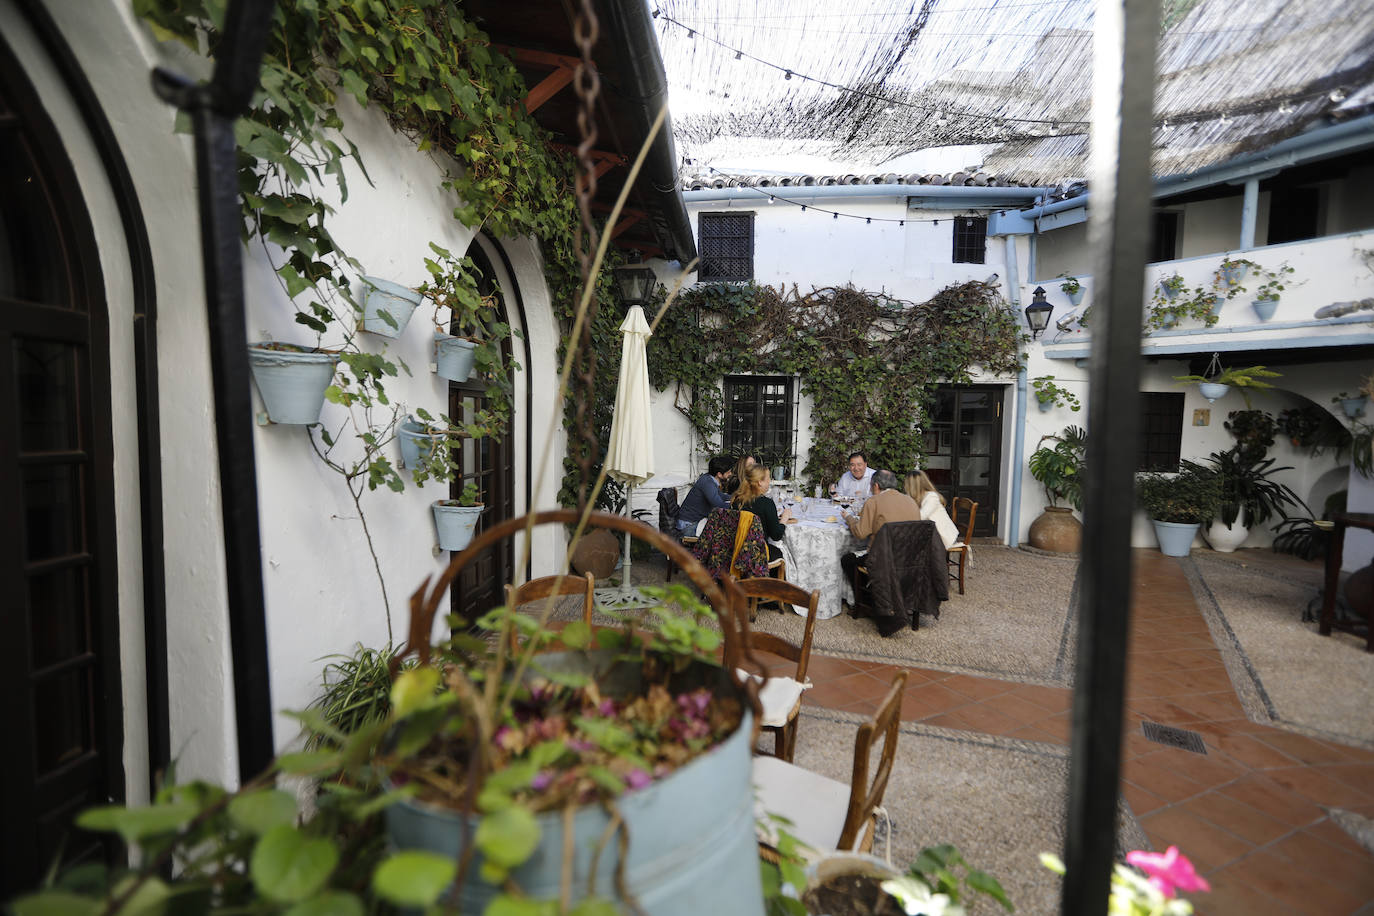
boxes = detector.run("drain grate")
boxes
[1141,721,1207,755]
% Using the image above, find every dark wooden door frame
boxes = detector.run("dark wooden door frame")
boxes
[0,36,126,895]
[928,384,1003,538]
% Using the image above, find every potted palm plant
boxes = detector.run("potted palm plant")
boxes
[1173,365,1281,407]
[1181,451,1306,553]
[1027,425,1086,553]
[1136,468,1220,557]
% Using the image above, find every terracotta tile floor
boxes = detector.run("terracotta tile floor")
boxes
[792,549,1374,915]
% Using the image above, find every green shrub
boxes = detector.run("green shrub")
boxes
[1136,469,1220,524]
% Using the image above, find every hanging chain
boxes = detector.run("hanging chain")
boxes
[1205,351,1223,381]
[571,0,602,514]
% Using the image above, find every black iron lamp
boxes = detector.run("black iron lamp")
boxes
[613,264,658,310]
[1024,286,1054,340]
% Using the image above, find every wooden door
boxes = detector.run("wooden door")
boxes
[924,386,1003,537]
[0,50,124,895]
[449,244,515,622]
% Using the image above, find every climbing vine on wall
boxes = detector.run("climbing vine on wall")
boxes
[137,0,619,511]
[647,281,1025,486]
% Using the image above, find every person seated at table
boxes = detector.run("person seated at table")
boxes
[725,453,756,495]
[733,463,797,566]
[678,456,734,535]
[839,469,921,607]
[904,470,962,551]
[832,451,875,499]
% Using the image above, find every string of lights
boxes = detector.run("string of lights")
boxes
[651,7,1090,130]
[691,165,1017,226]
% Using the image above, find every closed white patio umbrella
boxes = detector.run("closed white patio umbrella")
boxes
[604,302,655,580]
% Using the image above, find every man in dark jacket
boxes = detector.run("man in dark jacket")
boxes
[678,456,734,534]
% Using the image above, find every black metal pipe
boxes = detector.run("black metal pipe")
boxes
[151,0,279,783]
[1062,0,1161,911]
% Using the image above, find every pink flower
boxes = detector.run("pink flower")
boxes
[626,768,652,791]
[1126,847,1210,898]
[531,769,553,791]
[596,698,616,716]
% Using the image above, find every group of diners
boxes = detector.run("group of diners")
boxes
[676,449,961,571]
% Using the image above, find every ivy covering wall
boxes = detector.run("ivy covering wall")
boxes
[648,280,1026,486]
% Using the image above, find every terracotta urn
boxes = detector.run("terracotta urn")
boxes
[1028,506,1082,553]
[569,527,619,579]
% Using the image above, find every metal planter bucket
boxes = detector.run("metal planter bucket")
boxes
[361,275,422,338]
[434,334,477,383]
[1065,288,1085,307]
[247,344,339,425]
[397,414,444,472]
[1252,296,1279,321]
[385,654,762,915]
[431,501,483,552]
[1151,519,1199,557]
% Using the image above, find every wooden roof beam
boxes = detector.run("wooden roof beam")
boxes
[550,143,627,178]
[492,46,588,114]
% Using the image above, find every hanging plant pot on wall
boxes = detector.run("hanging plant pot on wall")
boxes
[361,276,422,338]
[432,500,484,552]
[247,342,339,425]
[1198,382,1230,403]
[1339,395,1368,419]
[433,333,477,383]
[397,414,446,473]
[1252,295,1279,321]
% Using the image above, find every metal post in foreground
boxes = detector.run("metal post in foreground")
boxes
[151,0,278,783]
[1062,0,1161,911]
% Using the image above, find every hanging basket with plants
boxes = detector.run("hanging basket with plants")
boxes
[382,509,767,914]
[1059,275,1084,307]
[247,341,340,424]
[360,275,423,338]
[1174,358,1281,407]
[1030,376,1081,414]
[1155,272,1186,301]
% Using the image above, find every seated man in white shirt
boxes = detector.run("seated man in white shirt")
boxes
[833,451,876,499]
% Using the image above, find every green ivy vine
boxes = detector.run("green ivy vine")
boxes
[134,0,619,620]
[648,281,1025,486]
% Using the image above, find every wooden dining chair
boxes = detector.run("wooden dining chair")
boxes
[753,671,908,860]
[947,498,978,595]
[503,571,595,653]
[733,578,819,762]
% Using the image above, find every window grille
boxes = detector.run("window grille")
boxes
[698,212,754,281]
[1138,392,1184,471]
[723,376,795,471]
[951,216,987,264]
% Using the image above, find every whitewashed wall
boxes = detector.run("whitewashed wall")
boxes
[18,1,564,794]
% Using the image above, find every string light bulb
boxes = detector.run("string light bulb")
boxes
[784,70,793,80]
[734,50,742,60]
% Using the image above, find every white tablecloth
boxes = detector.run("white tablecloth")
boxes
[775,500,863,620]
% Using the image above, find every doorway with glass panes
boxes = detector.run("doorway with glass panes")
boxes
[923,385,1003,538]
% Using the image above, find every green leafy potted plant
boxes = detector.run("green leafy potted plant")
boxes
[418,243,515,385]
[1027,425,1087,553]
[1250,262,1295,321]
[1181,451,1305,552]
[798,844,1012,915]
[1145,283,1221,333]
[432,480,485,552]
[1155,272,1186,301]
[1136,467,1220,557]
[1059,275,1084,306]
[1031,376,1081,413]
[1223,409,1276,463]
[1215,255,1260,289]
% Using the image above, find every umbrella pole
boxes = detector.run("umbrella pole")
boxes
[623,483,634,582]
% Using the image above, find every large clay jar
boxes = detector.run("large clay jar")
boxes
[569,527,619,580]
[1028,506,1082,553]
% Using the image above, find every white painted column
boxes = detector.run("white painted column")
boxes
[1239,178,1259,249]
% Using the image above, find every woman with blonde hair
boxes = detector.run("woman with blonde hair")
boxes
[905,470,961,550]
[732,464,795,562]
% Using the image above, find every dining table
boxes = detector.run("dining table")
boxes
[773,496,866,620]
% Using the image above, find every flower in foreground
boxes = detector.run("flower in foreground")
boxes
[880,876,965,916]
[1125,846,1210,899]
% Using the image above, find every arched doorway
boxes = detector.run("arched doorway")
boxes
[449,239,517,620]
[0,41,125,894]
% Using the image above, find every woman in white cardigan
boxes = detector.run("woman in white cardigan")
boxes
[904,471,962,550]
